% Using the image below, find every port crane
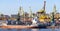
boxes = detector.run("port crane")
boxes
[17,6,24,25]
[37,1,47,22]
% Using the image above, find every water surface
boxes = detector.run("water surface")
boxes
[0,28,60,31]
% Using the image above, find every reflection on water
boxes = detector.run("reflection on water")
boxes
[17,29,31,31]
[32,29,39,31]
[0,28,60,31]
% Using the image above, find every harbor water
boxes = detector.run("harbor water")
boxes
[0,29,60,31]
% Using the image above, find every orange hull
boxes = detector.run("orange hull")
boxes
[0,25,35,29]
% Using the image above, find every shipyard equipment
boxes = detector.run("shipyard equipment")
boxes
[37,1,47,22]
[51,5,57,23]
[29,7,33,17]
[17,6,24,25]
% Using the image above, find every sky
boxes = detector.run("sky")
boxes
[0,0,60,15]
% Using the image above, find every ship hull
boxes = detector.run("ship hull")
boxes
[0,25,36,29]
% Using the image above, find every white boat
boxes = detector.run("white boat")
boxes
[0,20,7,26]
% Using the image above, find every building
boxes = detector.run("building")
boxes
[11,14,18,20]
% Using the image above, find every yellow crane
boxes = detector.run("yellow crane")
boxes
[37,9,47,22]
[37,1,47,22]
